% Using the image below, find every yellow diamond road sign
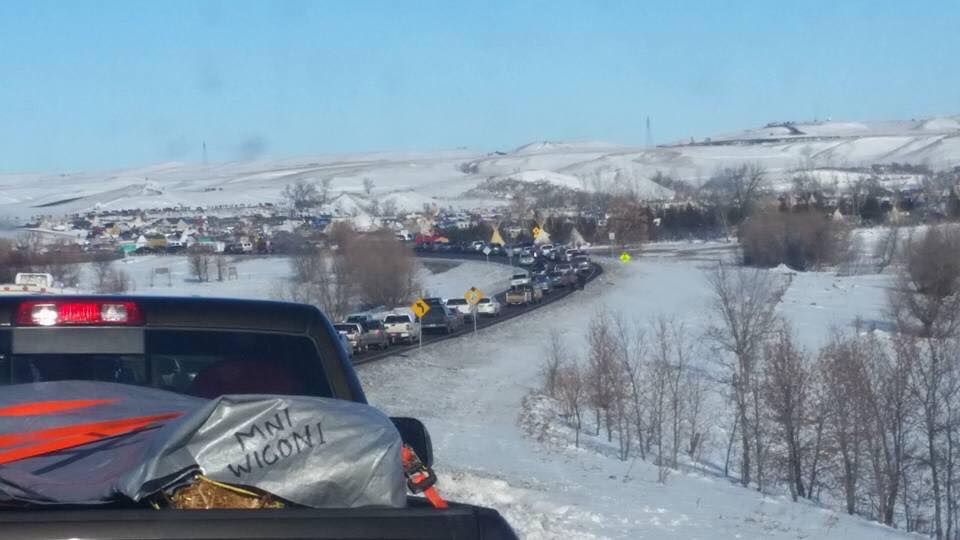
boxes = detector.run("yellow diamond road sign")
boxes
[532,226,541,237]
[619,251,632,263]
[411,298,431,318]
[465,287,483,305]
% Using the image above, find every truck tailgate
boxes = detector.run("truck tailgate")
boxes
[0,503,516,540]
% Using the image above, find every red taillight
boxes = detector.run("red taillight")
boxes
[15,301,144,326]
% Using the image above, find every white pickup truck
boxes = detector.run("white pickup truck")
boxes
[509,272,531,287]
[383,313,421,344]
[0,272,55,294]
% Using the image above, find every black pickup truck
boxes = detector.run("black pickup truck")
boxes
[0,296,516,540]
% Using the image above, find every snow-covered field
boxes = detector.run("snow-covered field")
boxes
[2,115,958,223]
[69,255,514,306]
[358,250,904,539]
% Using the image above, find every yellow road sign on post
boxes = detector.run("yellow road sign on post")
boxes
[464,287,483,305]
[619,251,632,263]
[411,298,431,318]
[532,226,541,238]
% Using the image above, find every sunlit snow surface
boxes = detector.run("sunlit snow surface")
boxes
[359,243,906,539]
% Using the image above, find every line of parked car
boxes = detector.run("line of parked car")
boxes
[333,296,505,356]
[505,252,593,306]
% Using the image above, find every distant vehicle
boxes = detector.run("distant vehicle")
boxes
[539,244,555,257]
[533,274,553,294]
[0,272,55,294]
[422,297,445,306]
[554,263,574,275]
[518,254,535,266]
[334,322,366,353]
[421,304,462,334]
[346,314,375,325]
[510,272,531,287]
[505,285,543,306]
[549,270,576,288]
[564,249,584,262]
[383,313,420,344]
[476,297,502,317]
[358,319,390,350]
[572,256,592,273]
[470,240,485,252]
[488,243,505,256]
[445,298,475,320]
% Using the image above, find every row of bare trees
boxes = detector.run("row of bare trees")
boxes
[541,225,960,537]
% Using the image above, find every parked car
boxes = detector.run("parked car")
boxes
[421,304,462,334]
[445,298,476,321]
[533,274,553,294]
[359,319,390,350]
[383,313,420,344]
[572,256,592,273]
[554,262,574,274]
[334,322,366,353]
[564,249,584,262]
[505,285,543,306]
[476,297,502,317]
[549,270,576,288]
[518,254,536,266]
[488,243,505,256]
[510,272,531,287]
[346,314,375,325]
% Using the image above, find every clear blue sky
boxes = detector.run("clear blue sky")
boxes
[0,0,957,173]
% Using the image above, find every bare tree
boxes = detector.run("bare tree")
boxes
[342,231,420,309]
[762,323,810,501]
[889,225,960,338]
[89,259,131,293]
[277,247,352,321]
[557,364,585,448]
[542,328,567,398]
[820,332,869,515]
[319,178,333,207]
[706,163,767,225]
[214,254,228,282]
[188,247,212,282]
[362,177,374,196]
[283,180,320,212]
[705,263,783,487]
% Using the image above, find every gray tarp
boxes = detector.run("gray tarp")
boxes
[0,381,405,508]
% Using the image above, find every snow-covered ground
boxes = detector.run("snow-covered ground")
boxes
[358,250,905,539]
[69,255,514,306]
[3,115,958,223]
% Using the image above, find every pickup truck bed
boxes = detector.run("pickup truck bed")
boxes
[0,296,516,540]
[0,501,515,540]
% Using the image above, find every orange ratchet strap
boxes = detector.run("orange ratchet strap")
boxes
[401,444,448,509]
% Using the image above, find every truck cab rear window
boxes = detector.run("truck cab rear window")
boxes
[0,330,331,399]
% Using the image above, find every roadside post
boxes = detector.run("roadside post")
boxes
[464,286,482,336]
[608,231,615,259]
[410,298,431,353]
[482,245,491,266]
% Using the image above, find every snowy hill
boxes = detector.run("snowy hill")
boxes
[358,252,910,539]
[2,115,958,222]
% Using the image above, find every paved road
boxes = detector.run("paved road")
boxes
[352,252,603,365]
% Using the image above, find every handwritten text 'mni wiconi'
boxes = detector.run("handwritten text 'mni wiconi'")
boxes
[228,408,326,478]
